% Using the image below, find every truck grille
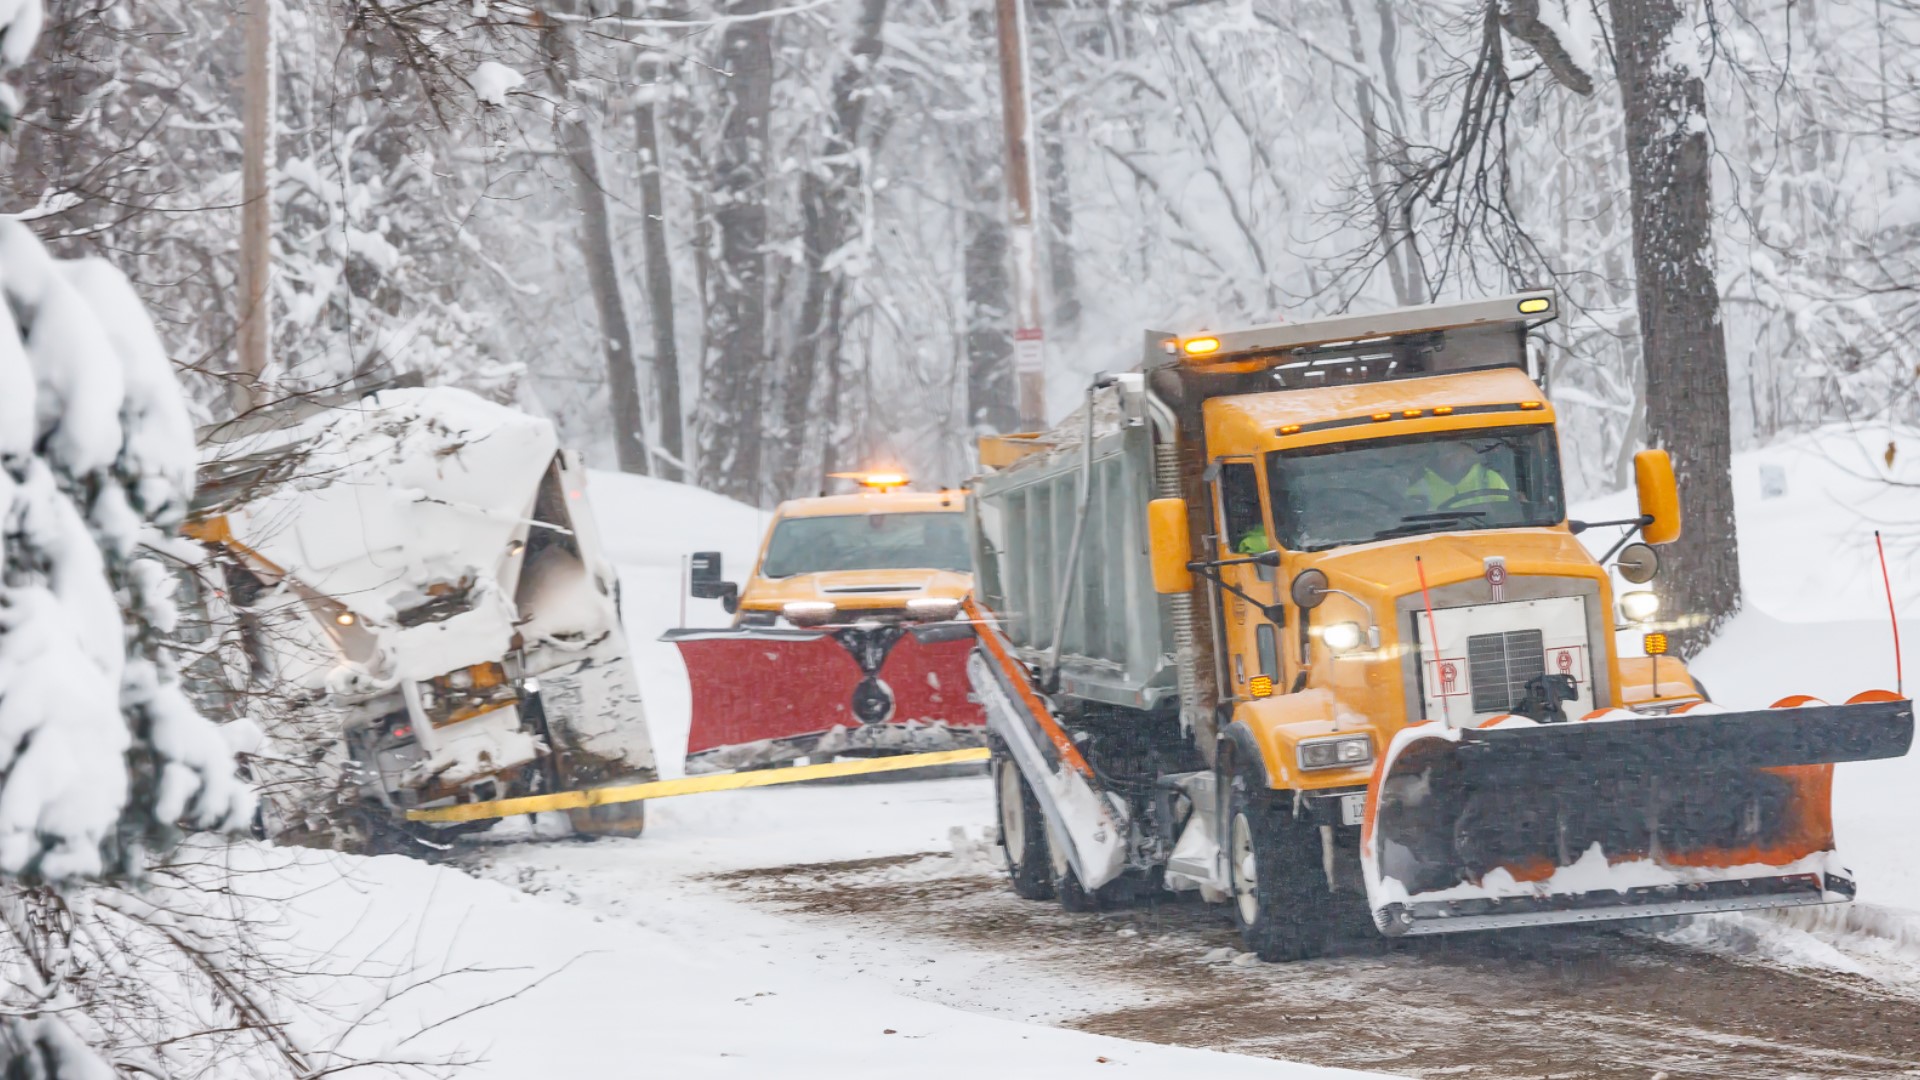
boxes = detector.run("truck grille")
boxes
[1467,629,1545,713]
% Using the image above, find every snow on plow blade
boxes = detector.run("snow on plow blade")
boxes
[1364,694,1914,937]
[666,624,985,773]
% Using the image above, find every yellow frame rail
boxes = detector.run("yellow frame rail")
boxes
[404,747,991,824]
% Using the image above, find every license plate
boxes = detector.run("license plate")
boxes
[1340,793,1366,826]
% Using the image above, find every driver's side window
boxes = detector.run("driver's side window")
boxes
[1216,462,1273,581]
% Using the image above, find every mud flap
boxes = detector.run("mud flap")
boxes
[1363,695,1914,936]
[667,624,985,774]
[965,624,1128,891]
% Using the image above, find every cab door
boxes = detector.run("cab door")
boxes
[1211,459,1283,702]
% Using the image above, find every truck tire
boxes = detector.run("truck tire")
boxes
[1227,773,1334,961]
[568,798,646,839]
[993,753,1055,900]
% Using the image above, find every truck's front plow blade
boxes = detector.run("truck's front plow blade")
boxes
[666,625,984,774]
[1363,694,1913,937]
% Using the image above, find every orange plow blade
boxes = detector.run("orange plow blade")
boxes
[1363,694,1913,936]
[665,623,985,774]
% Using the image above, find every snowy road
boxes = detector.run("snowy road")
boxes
[456,774,1920,1079]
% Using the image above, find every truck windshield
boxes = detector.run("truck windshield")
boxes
[1266,425,1564,551]
[760,512,971,577]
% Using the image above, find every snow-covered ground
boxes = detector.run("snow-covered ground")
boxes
[222,422,1919,1074]
[221,821,1374,1078]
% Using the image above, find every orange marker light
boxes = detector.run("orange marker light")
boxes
[1518,400,1544,410]
[1432,405,1454,416]
[1402,408,1423,419]
[1182,336,1221,356]
[829,470,913,492]
[1279,424,1302,435]
[1372,412,1393,422]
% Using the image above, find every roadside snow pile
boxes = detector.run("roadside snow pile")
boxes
[588,470,771,775]
[223,830,1377,1079]
[1578,421,1920,983]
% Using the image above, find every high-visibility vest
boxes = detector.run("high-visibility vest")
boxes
[1236,525,1272,554]
[1408,464,1510,509]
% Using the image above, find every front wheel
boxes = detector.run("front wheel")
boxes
[1227,774,1334,961]
[993,753,1054,900]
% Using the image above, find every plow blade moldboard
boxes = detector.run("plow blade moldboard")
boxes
[965,648,1129,890]
[667,625,985,773]
[1364,696,1914,937]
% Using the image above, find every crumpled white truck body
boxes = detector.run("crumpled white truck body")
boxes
[187,386,656,846]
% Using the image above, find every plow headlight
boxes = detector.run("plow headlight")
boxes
[782,600,837,627]
[905,597,962,621]
[1320,621,1366,654]
[1620,590,1661,623]
[1299,735,1372,771]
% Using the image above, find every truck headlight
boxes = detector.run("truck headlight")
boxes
[905,597,962,621]
[1320,621,1366,654]
[1619,590,1660,623]
[782,600,837,627]
[1299,735,1372,771]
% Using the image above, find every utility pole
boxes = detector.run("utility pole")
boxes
[236,0,274,414]
[993,0,1046,429]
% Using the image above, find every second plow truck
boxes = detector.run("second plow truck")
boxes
[667,474,987,773]
[968,292,1914,959]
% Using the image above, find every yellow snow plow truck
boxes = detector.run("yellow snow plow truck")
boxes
[967,293,1913,959]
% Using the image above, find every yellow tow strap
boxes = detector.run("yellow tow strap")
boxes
[403,746,992,824]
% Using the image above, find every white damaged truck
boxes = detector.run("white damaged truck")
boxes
[181,384,656,853]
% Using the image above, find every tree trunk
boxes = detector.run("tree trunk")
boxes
[1609,0,1741,655]
[965,201,1018,435]
[635,75,684,482]
[697,0,776,502]
[777,0,891,499]
[543,19,648,475]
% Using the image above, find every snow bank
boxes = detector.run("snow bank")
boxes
[587,470,773,776]
[223,830,1376,1079]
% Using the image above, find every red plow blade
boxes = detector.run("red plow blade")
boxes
[665,625,985,773]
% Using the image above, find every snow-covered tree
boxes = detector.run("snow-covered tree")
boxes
[0,2,254,1069]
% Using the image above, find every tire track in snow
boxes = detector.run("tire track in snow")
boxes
[718,853,1920,1079]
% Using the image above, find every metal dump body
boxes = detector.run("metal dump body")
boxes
[969,380,1179,713]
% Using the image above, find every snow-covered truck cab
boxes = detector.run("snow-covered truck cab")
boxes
[967,293,1912,958]
[668,475,986,773]
[185,386,657,852]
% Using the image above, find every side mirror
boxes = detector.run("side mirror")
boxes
[1146,498,1194,594]
[689,550,740,611]
[1633,450,1682,545]
[1290,568,1330,610]
[1615,542,1659,584]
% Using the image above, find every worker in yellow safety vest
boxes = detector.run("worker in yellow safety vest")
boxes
[1408,443,1511,511]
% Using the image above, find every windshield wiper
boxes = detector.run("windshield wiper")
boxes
[1365,510,1486,542]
